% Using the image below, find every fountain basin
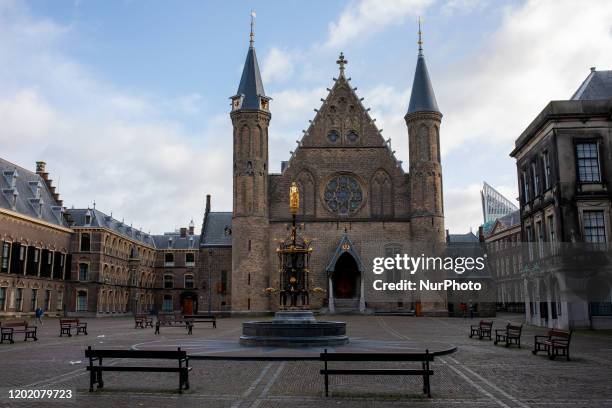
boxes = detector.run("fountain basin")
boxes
[240,311,348,347]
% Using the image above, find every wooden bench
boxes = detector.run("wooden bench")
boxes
[532,329,573,360]
[0,320,37,343]
[184,315,217,335]
[494,323,523,348]
[85,346,191,393]
[469,320,493,340]
[59,318,88,337]
[134,315,153,329]
[320,349,435,397]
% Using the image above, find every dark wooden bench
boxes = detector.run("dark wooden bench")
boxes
[469,320,493,340]
[134,315,153,329]
[60,318,88,337]
[85,346,191,393]
[320,349,434,397]
[0,320,37,343]
[532,329,573,360]
[184,315,217,335]
[494,323,523,348]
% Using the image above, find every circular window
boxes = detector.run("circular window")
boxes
[327,130,339,143]
[324,175,363,215]
[347,130,359,143]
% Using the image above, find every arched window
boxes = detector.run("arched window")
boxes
[80,233,90,252]
[164,274,174,289]
[184,274,194,289]
[76,290,87,312]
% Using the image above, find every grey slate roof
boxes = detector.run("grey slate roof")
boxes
[496,210,520,229]
[234,45,266,110]
[200,212,232,247]
[447,232,480,244]
[152,232,200,250]
[407,53,440,115]
[66,208,156,247]
[0,158,67,227]
[571,69,612,101]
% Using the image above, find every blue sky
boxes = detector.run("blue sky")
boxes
[1,0,611,234]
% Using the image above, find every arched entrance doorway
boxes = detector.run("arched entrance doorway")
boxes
[325,234,366,313]
[180,291,198,315]
[332,253,359,299]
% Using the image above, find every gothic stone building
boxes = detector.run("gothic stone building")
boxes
[226,34,447,314]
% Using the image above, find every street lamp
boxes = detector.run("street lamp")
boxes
[208,248,213,315]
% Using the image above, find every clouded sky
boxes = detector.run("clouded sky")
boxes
[1,0,611,234]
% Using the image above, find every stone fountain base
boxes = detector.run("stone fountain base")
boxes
[239,311,348,347]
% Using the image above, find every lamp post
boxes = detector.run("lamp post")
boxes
[208,248,213,315]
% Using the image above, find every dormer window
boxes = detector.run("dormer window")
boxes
[167,237,173,248]
[231,95,243,111]
[260,98,269,111]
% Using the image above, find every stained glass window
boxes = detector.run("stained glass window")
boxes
[347,130,359,142]
[324,175,363,215]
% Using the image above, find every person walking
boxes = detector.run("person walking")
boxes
[35,307,44,326]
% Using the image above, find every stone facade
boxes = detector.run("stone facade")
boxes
[510,70,612,329]
[227,40,446,314]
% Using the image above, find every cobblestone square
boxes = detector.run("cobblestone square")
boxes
[0,314,611,407]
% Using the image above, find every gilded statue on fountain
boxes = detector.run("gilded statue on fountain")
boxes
[276,182,313,309]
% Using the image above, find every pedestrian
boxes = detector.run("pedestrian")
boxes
[468,302,474,319]
[460,302,467,318]
[35,306,44,326]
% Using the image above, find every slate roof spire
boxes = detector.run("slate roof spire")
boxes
[232,10,269,111]
[407,19,440,115]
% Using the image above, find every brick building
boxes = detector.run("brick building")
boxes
[226,28,447,314]
[0,160,71,317]
[510,68,612,329]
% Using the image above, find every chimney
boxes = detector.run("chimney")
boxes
[188,219,195,235]
[36,161,63,206]
[180,227,187,238]
[205,194,211,214]
[36,161,49,182]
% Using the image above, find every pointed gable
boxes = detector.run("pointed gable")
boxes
[325,234,365,273]
[299,76,386,148]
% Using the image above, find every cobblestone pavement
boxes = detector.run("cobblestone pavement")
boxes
[0,313,611,407]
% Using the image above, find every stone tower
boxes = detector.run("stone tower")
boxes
[230,21,272,311]
[406,26,445,243]
[406,25,447,316]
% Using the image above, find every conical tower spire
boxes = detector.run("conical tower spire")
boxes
[231,11,269,111]
[406,20,440,115]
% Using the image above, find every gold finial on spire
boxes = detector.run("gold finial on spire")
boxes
[290,182,300,214]
[250,10,256,48]
[417,17,423,56]
[336,52,348,76]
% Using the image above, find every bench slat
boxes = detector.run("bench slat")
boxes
[85,350,186,359]
[321,353,434,362]
[321,369,433,375]
[87,366,191,373]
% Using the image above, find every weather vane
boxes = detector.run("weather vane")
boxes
[250,10,256,47]
[418,17,423,55]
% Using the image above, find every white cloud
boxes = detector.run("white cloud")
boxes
[325,0,434,49]
[438,0,612,153]
[262,47,297,85]
[0,3,231,234]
